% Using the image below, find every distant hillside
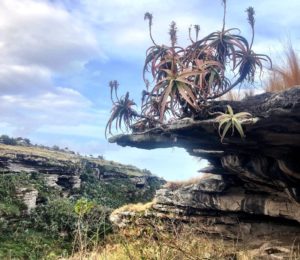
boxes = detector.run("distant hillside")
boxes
[0,141,165,258]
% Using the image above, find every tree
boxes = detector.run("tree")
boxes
[0,135,17,145]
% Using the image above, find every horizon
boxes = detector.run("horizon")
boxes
[0,0,299,181]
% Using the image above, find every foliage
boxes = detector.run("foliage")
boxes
[215,105,253,142]
[0,135,17,145]
[265,44,300,92]
[105,81,139,138]
[0,173,109,258]
[0,230,69,259]
[74,198,95,217]
[72,198,111,257]
[0,142,163,258]
[30,199,78,237]
[80,171,161,209]
[106,1,271,136]
[0,173,34,218]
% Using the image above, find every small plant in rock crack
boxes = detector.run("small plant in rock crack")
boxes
[215,105,253,142]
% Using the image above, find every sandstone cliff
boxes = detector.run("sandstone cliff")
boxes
[0,142,165,258]
[109,87,300,256]
[0,143,164,214]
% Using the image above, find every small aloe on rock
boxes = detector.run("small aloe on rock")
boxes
[215,105,253,142]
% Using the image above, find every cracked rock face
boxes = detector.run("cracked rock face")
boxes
[16,187,38,213]
[109,87,300,242]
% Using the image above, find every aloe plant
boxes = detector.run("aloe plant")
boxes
[141,3,271,122]
[215,105,253,142]
[105,87,138,138]
[105,2,271,137]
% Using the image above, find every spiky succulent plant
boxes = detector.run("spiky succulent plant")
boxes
[105,2,271,137]
[215,105,253,142]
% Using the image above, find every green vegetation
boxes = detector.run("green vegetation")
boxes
[105,0,271,137]
[68,204,300,260]
[215,105,253,142]
[0,146,161,259]
[80,172,161,209]
[0,172,71,259]
[0,172,110,259]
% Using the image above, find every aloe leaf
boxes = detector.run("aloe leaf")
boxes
[234,112,252,118]
[218,117,230,136]
[227,105,234,115]
[221,121,231,142]
[232,117,245,138]
[159,80,174,121]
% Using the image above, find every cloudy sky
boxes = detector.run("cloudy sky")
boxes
[0,0,299,180]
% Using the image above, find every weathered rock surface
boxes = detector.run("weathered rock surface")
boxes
[15,187,38,213]
[0,144,164,213]
[110,87,300,246]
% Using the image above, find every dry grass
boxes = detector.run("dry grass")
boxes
[111,201,155,215]
[68,217,300,260]
[0,143,145,176]
[219,88,256,101]
[265,45,300,92]
[164,175,205,191]
[68,202,300,260]
[0,143,78,161]
[69,221,240,260]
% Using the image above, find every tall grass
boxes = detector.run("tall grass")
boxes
[69,219,240,260]
[68,215,300,260]
[265,45,300,92]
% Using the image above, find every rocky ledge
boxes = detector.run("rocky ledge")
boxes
[109,87,300,246]
[0,144,164,212]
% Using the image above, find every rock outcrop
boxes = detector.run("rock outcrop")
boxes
[0,144,164,213]
[15,187,38,214]
[109,87,300,245]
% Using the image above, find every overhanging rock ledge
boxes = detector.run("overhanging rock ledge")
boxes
[109,87,300,242]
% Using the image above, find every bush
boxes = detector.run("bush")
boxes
[0,135,17,145]
[30,198,111,241]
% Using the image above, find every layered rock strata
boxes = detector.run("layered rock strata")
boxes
[110,87,300,242]
[0,144,164,213]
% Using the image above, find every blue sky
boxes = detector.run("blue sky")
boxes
[0,0,299,180]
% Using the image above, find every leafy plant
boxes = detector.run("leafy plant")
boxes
[106,1,271,136]
[106,81,163,138]
[74,198,95,218]
[215,105,253,142]
[105,82,139,138]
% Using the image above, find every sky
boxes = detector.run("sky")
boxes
[0,0,299,181]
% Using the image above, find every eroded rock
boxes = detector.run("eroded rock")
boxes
[16,187,38,214]
[109,87,300,246]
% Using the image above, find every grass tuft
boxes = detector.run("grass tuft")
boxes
[265,45,300,92]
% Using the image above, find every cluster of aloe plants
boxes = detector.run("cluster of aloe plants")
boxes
[105,1,271,138]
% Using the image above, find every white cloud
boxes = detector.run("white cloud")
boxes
[0,87,102,135]
[0,0,103,137]
[0,0,101,71]
[0,65,52,95]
